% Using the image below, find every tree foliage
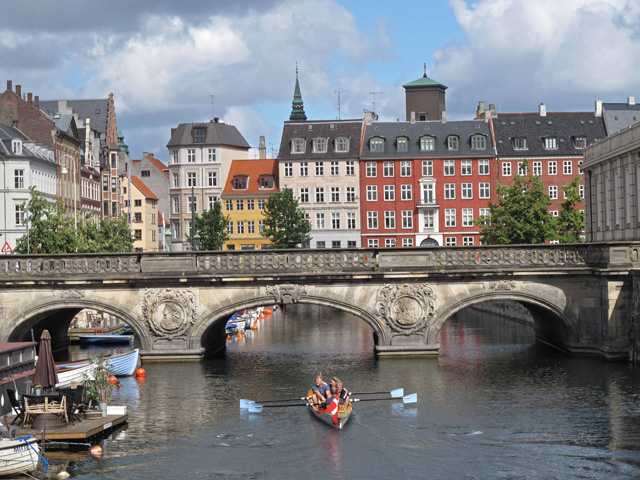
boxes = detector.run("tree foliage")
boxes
[262,188,311,248]
[476,168,557,245]
[557,175,584,243]
[188,200,229,251]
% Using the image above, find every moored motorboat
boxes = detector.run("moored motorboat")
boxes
[0,435,40,476]
[77,334,134,345]
[306,389,352,429]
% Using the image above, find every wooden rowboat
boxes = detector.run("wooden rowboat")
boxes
[0,436,40,476]
[306,389,352,429]
[56,348,140,377]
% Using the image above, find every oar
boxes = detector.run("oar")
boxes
[352,393,417,404]
[240,396,309,409]
[248,402,317,413]
[350,388,404,398]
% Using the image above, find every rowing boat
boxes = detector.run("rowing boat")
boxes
[56,349,140,377]
[0,436,40,476]
[306,389,352,429]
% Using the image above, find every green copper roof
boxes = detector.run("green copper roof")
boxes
[117,128,129,154]
[403,64,447,89]
[289,65,307,121]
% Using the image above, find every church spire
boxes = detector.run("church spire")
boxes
[289,63,307,121]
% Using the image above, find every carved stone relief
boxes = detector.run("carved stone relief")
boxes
[376,283,436,335]
[264,284,307,304]
[485,280,517,291]
[58,289,85,299]
[141,288,198,340]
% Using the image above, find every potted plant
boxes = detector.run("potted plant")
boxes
[81,352,115,417]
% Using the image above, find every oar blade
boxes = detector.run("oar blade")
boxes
[248,403,263,413]
[402,393,417,404]
[240,399,255,409]
[390,388,404,398]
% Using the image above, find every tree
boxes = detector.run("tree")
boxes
[557,175,584,243]
[188,200,229,250]
[476,166,557,244]
[262,188,311,248]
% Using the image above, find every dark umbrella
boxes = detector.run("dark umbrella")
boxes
[33,330,59,390]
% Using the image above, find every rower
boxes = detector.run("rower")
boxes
[310,373,330,407]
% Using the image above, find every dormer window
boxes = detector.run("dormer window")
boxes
[573,136,587,149]
[513,137,528,150]
[447,135,459,150]
[544,137,558,150]
[192,127,206,143]
[335,137,349,152]
[232,175,248,190]
[11,140,22,154]
[259,175,275,189]
[470,134,486,150]
[420,135,435,151]
[291,138,306,154]
[312,138,327,153]
[370,137,384,152]
[396,136,408,152]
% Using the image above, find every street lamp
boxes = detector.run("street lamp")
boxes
[60,154,78,251]
[164,228,172,252]
[194,232,201,251]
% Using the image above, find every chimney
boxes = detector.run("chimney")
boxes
[476,101,486,118]
[34,96,39,109]
[628,96,636,106]
[489,104,496,116]
[539,103,546,116]
[148,153,154,157]
[259,136,266,159]
[171,128,176,138]
[6,80,12,91]
[27,93,32,105]
[142,152,149,158]
[15,85,21,97]
[595,100,603,117]
[57,99,68,113]
[363,110,374,126]
[441,110,447,123]
[410,111,416,124]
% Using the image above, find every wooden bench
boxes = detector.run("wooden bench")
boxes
[24,396,68,426]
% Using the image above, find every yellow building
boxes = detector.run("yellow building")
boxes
[221,159,278,250]
[123,175,159,252]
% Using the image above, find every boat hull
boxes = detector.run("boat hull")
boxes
[306,390,352,429]
[55,349,140,387]
[78,334,133,345]
[0,436,39,476]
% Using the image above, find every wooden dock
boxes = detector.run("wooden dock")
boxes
[16,414,127,441]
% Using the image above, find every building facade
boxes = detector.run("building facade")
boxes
[123,175,159,251]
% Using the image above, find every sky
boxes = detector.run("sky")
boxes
[1,0,639,163]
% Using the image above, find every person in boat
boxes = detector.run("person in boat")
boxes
[332,377,351,406]
[310,373,330,405]
[318,384,340,413]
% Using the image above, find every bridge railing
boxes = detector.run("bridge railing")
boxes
[0,243,638,281]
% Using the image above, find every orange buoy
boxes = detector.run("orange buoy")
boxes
[226,335,231,342]
[251,325,258,331]
[90,445,103,457]
[238,337,243,342]
[135,368,146,377]
[265,309,272,315]
[109,376,117,385]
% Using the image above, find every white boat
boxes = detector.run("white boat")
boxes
[0,436,40,476]
[55,349,140,387]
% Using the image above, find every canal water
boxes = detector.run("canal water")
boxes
[59,304,639,479]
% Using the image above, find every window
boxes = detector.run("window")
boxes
[14,169,24,189]
[502,162,512,176]
[208,148,216,162]
[461,160,472,176]
[103,175,109,191]
[247,221,255,234]
[111,177,117,193]
[331,212,341,229]
[548,161,557,175]
[316,212,325,229]
[187,172,196,187]
[236,199,244,211]
[447,136,459,150]
[402,238,414,247]
[247,199,255,210]
[134,229,142,241]
[549,185,558,199]
[445,237,457,246]
[299,162,308,176]
[517,162,527,176]
[284,162,293,177]
[237,221,245,234]
[462,183,473,199]
[479,183,490,199]
[399,161,411,177]
[173,173,179,188]
[463,236,474,246]
[366,162,377,177]
[141,170,150,177]
[227,221,234,235]
[172,196,180,214]
[233,176,248,189]
[420,136,435,151]
[332,241,341,249]
[579,184,584,199]
[367,211,378,229]
[462,208,473,227]
[401,184,412,201]
[370,137,384,152]
[383,162,394,177]
[573,136,587,149]
[345,161,355,175]
[208,172,218,186]
[424,210,435,228]
[15,205,24,225]
[397,137,408,152]
[172,150,178,163]
[368,239,379,247]
[313,138,328,153]
[471,134,486,150]
[551,210,559,217]
[445,209,456,227]
[384,211,396,229]
[299,187,310,203]
[258,199,266,210]
[513,137,527,150]
[384,185,395,201]
[385,238,396,247]
[347,212,356,229]
[444,183,456,200]
[422,161,433,176]
[346,186,355,202]
[315,162,324,176]
[187,149,196,162]
[533,162,542,176]
[402,210,413,229]
[208,196,218,209]
[544,137,558,150]
[316,241,326,248]
[187,196,198,213]
[336,137,349,152]
[563,161,572,175]
[134,199,142,207]
[444,160,455,176]
[479,159,490,175]
[315,187,325,203]
[259,175,275,189]
[292,138,305,153]
[331,186,340,202]
[479,208,490,221]
[12,140,22,154]
[258,220,265,233]
[330,161,339,176]
[225,199,233,211]
[192,127,206,143]
[422,184,435,204]
[366,185,377,201]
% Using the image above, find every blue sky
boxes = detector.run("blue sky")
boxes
[1,0,639,162]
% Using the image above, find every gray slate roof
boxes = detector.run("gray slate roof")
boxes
[0,123,56,164]
[277,119,363,160]
[603,103,640,135]
[491,112,606,157]
[39,99,109,134]
[166,121,251,149]
[361,120,492,158]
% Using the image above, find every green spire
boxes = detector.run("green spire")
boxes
[289,63,307,121]
[117,128,129,154]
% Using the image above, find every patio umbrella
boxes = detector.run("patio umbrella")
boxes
[33,330,59,390]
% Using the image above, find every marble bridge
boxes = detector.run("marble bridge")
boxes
[0,243,639,362]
